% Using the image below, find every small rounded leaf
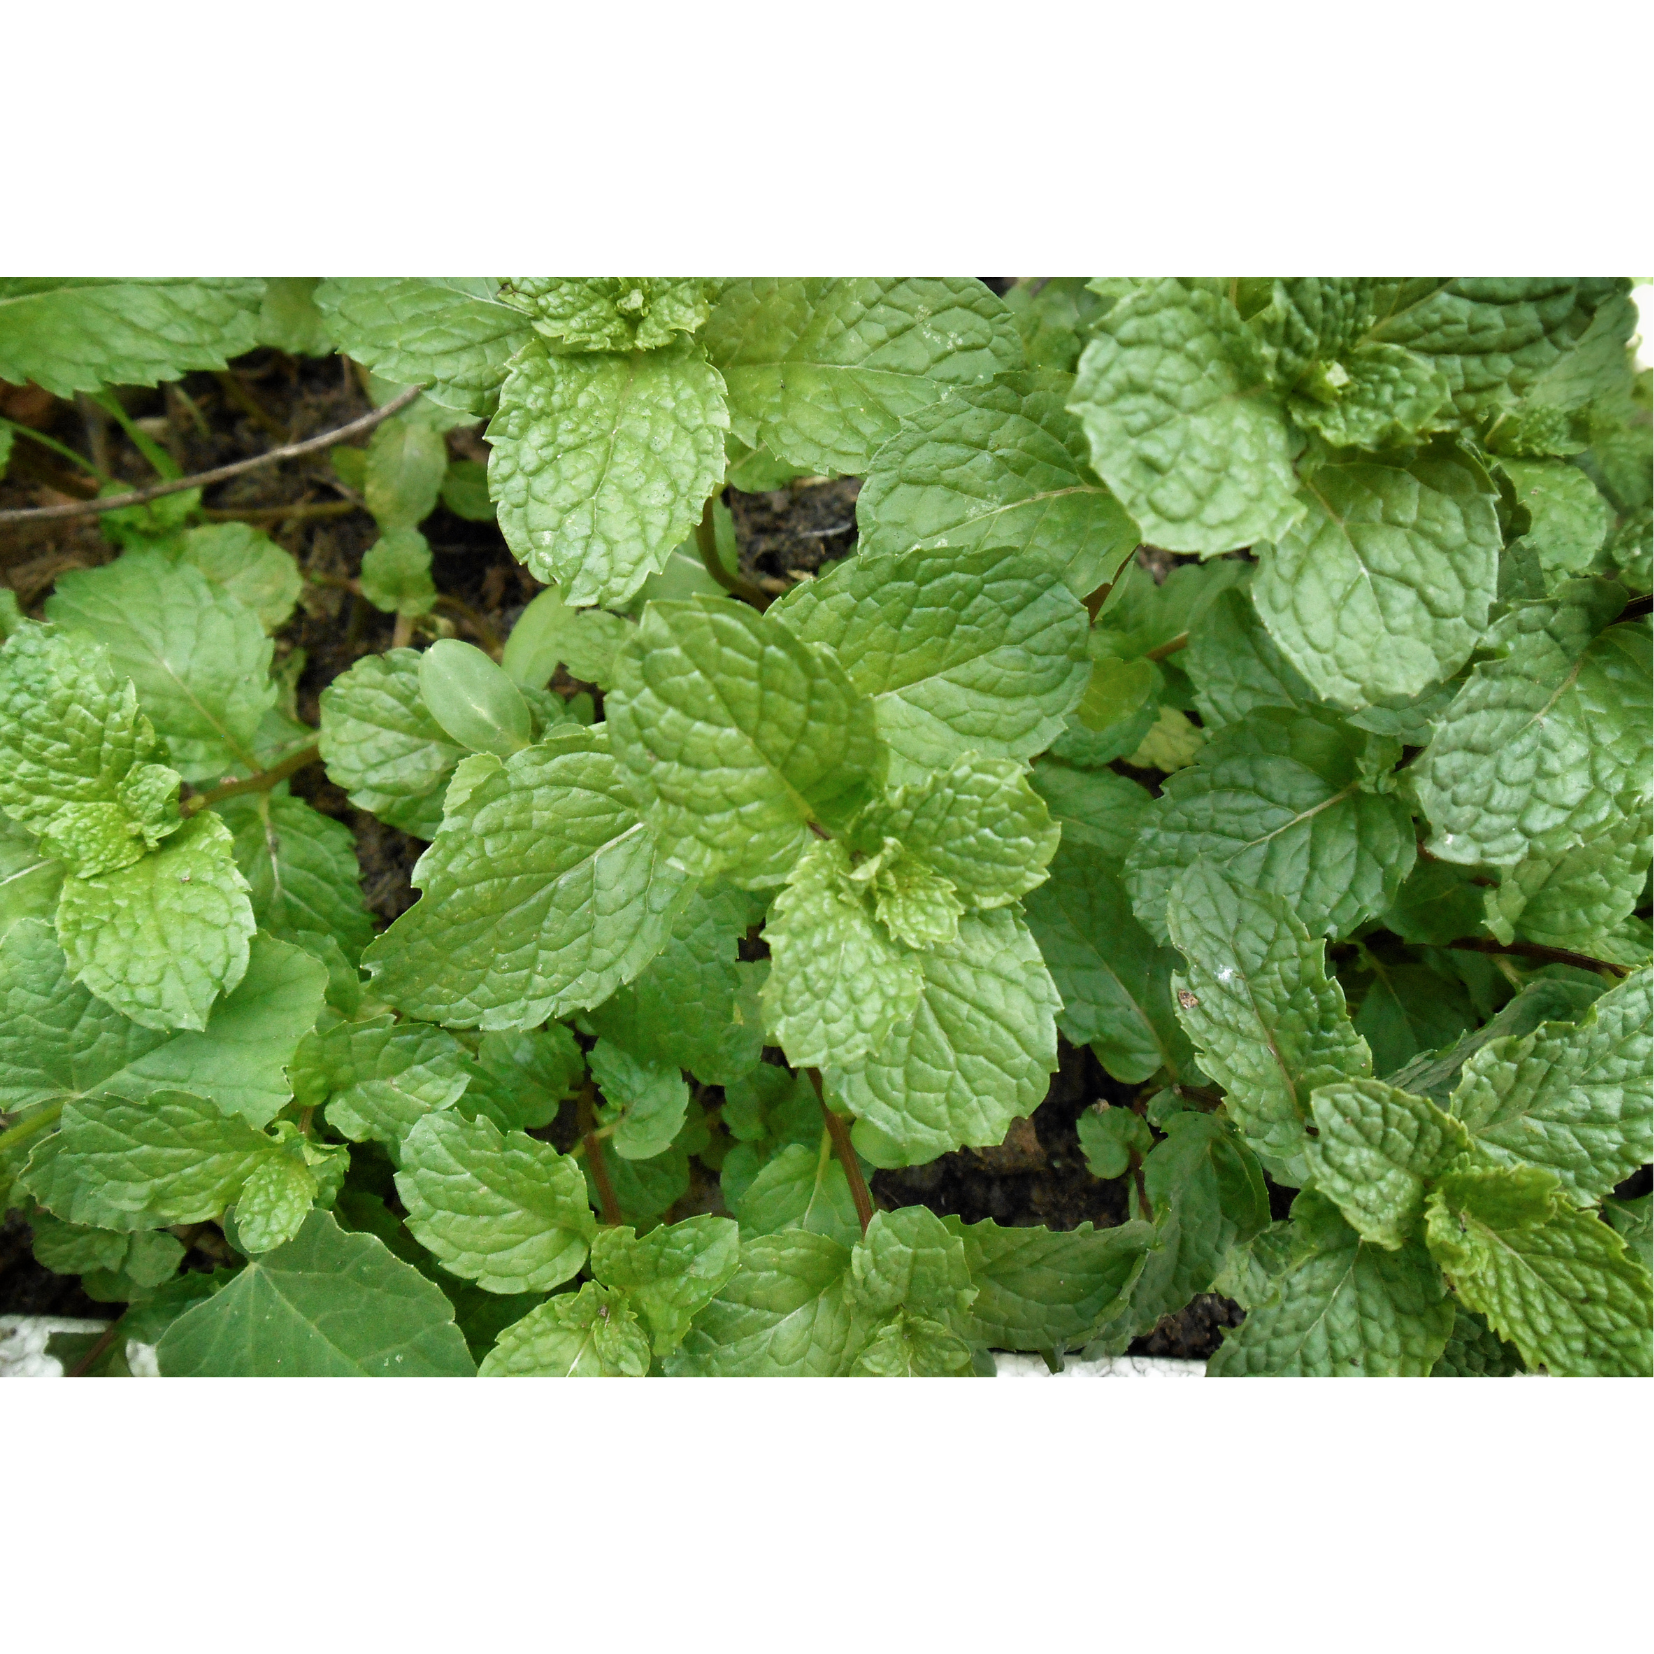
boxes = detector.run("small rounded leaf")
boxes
[418,639,533,757]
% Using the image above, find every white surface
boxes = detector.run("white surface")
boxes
[994,1352,1205,1378]
[0,1314,157,1378]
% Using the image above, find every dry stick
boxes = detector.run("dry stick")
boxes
[67,1322,124,1379]
[0,383,424,525]
[578,1079,624,1226]
[1444,936,1629,979]
[808,1069,873,1234]
[695,493,772,610]
[182,743,320,815]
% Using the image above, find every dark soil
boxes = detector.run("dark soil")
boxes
[0,347,1244,1361]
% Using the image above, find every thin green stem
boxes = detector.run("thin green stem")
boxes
[578,1078,624,1225]
[0,417,112,481]
[0,1098,66,1155]
[695,493,771,610]
[807,1069,872,1234]
[95,391,180,481]
[182,744,319,814]
[1145,632,1189,663]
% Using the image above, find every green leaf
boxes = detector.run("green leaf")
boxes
[1484,813,1650,956]
[1286,343,1450,449]
[1424,1165,1651,1376]
[362,728,692,1029]
[759,837,922,1070]
[854,370,1140,597]
[1501,458,1613,577]
[56,811,255,1032]
[731,1139,865,1249]
[1351,960,1475,1078]
[217,792,373,964]
[480,1282,650,1376]
[849,754,1060,914]
[487,341,729,609]
[439,458,495,522]
[1366,278,1622,425]
[359,528,437,617]
[1251,449,1501,709]
[29,1213,130,1276]
[945,1215,1153,1352]
[589,1036,689,1159]
[1603,1194,1651,1271]
[417,639,532,757]
[1184,582,1316,730]
[1068,278,1301,555]
[585,882,764,1086]
[253,278,333,356]
[583,1136,690,1227]
[46,550,275,783]
[171,523,302,634]
[1448,967,1652,1203]
[502,277,713,353]
[1024,843,1194,1085]
[608,597,882,883]
[825,908,1060,1164]
[0,922,325,1125]
[717,1064,822,1208]
[1412,580,1651,865]
[0,622,176,843]
[1208,1192,1453,1376]
[396,1111,594,1294]
[772,543,1089,783]
[317,647,466,839]
[705,277,1023,475]
[47,1089,276,1226]
[293,1015,470,1157]
[500,583,629,690]
[158,1208,475,1375]
[314,278,531,415]
[1028,763,1151,864]
[1098,1112,1270,1344]
[455,1025,583,1134]
[1166,863,1371,1175]
[0,278,264,398]
[1378,860,1490,948]
[1304,1079,1471,1248]
[1125,709,1416,944]
[1076,1104,1153,1178]
[0,820,61,943]
[1003,277,1111,372]
[1430,1306,1525,1376]
[667,1229,862,1376]
[589,1214,741,1356]
[844,1206,976,1330]
[363,415,447,530]
[848,1310,976,1375]
[234,1152,319,1253]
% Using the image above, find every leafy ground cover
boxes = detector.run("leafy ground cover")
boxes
[0,277,1648,1377]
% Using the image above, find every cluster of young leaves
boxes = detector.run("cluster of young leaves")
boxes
[0,275,1648,1378]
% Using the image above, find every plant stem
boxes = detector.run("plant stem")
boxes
[0,1098,65,1154]
[67,1321,123,1378]
[95,390,179,480]
[1145,631,1189,662]
[578,1078,623,1225]
[1128,1149,1152,1222]
[695,493,771,610]
[0,417,111,480]
[1444,936,1629,978]
[182,744,319,814]
[808,1069,872,1234]
[434,594,503,658]
[205,500,360,525]
[0,384,424,525]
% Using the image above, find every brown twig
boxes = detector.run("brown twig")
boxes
[695,493,772,610]
[1444,936,1629,978]
[808,1069,873,1234]
[578,1078,624,1225]
[0,384,424,525]
[67,1322,122,1378]
[204,500,360,525]
[181,744,319,815]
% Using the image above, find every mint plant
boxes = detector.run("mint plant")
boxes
[1,276,1648,1377]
